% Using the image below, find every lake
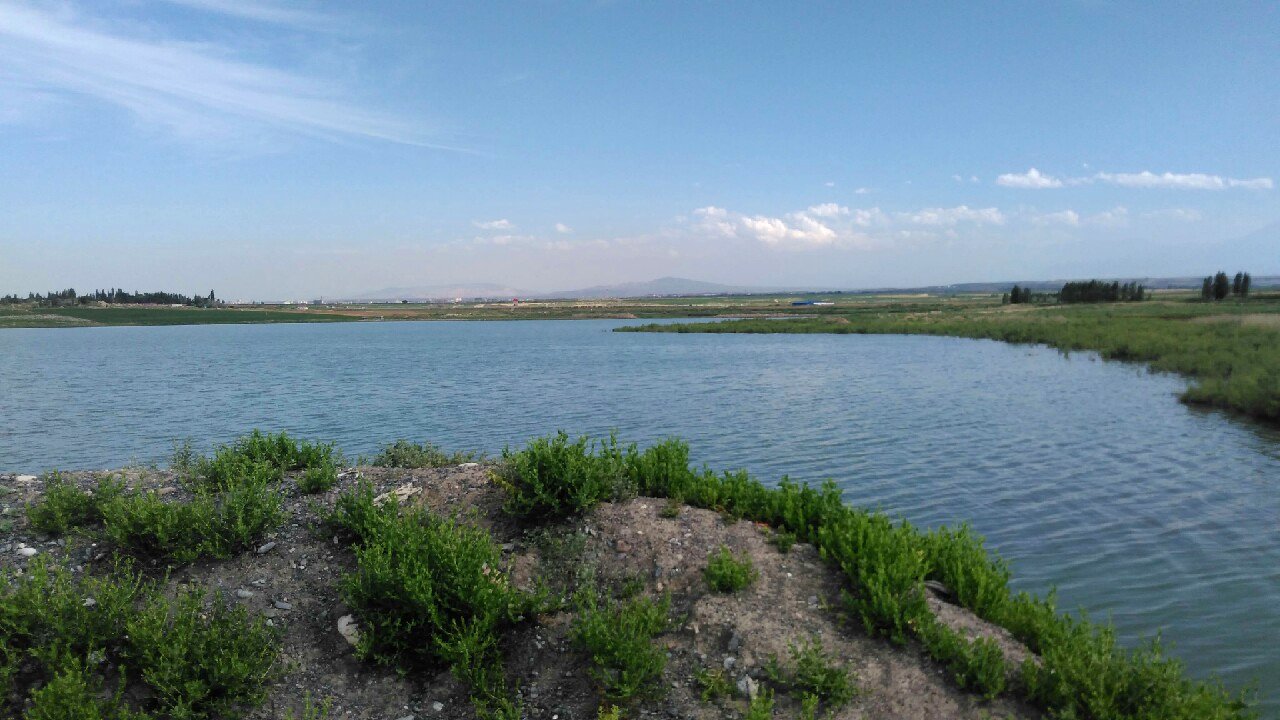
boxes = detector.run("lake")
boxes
[2,319,1277,710]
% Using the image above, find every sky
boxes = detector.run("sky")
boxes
[1,1,1277,299]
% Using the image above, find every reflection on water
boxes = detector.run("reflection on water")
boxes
[1,320,1276,710]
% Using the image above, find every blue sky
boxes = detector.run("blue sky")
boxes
[1,1,1277,298]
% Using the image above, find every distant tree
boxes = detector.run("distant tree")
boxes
[1213,271,1230,301]
[1201,277,1213,301]
[1241,273,1251,298]
[1233,272,1244,296]
[1001,292,1010,305]
[1009,285,1023,304]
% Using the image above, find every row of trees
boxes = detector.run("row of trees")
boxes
[1200,272,1251,301]
[0,289,219,307]
[1059,280,1146,304]
[1005,285,1034,304]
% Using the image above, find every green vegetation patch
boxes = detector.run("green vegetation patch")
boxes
[764,636,858,710]
[331,482,532,719]
[703,544,757,593]
[571,587,671,702]
[500,432,1256,718]
[496,431,631,520]
[26,472,126,534]
[0,558,278,718]
[371,439,478,468]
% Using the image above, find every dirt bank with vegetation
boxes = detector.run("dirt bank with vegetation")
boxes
[0,433,1255,719]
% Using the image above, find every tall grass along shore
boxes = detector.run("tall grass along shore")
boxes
[619,294,1280,424]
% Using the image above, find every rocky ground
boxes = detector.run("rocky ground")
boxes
[0,466,1039,720]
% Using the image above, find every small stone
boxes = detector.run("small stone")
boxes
[615,539,632,553]
[808,595,819,605]
[261,609,279,619]
[395,715,415,720]
[457,462,480,469]
[431,702,445,713]
[256,541,277,555]
[16,547,37,557]
[736,674,759,700]
[82,598,97,608]
[14,475,36,483]
[728,631,742,652]
[723,656,736,671]
[501,543,515,552]
[235,589,254,599]
[273,600,293,611]
[337,614,360,646]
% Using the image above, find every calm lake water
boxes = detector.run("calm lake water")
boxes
[2,319,1277,709]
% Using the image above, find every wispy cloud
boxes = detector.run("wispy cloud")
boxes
[153,0,332,28]
[474,219,515,230]
[1032,209,1081,226]
[995,167,1272,191]
[0,2,441,147]
[997,168,1063,189]
[554,223,573,234]
[899,206,1005,226]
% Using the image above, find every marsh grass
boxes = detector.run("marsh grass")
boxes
[500,432,1256,718]
[371,439,479,468]
[27,472,126,534]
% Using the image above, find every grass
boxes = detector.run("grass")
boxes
[743,689,775,720]
[0,305,356,328]
[619,294,1280,424]
[0,558,278,718]
[330,481,531,718]
[703,544,757,593]
[496,431,631,520]
[571,587,671,702]
[764,636,858,710]
[371,439,478,468]
[694,667,734,701]
[498,432,1257,719]
[26,472,126,534]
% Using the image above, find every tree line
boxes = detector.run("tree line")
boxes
[1004,280,1146,305]
[1200,271,1251,301]
[0,288,219,307]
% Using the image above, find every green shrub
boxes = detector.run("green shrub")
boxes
[371,440,477,468]
[27,473,126,534]
[497,432,630,520]
[125,589,279,718]
[193,430,334,492]
[768,530,796,553]
[764,636,857,709]
[694,667,733,701]
[333,483,527,714]
[0,558,278,719]
[297,459,338,494]
[100,476,283,564]
[744,688,775,720]
[918,620,1007,700]
[704,545,757,593]
[571,588,670,701]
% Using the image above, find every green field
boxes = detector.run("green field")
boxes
[0,305,359,328]
[619,292,1280,424]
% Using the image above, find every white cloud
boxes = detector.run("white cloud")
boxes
[900,206,1006,226]
[1032,210,1081,226]
[1087,206,1129,227]
[1092,171,1272,190]
[474,219,515,231]
[806,203,849,218]
[0,2,435,146]
[554,223,573,234]
[854,187,871,195]
[1141,208,1203,222]
[996,168,1063,189]
[153,0,331,28]
[824,181,835,187]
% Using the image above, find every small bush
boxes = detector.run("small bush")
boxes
[193,430,334,492]
[704,545,757,593]
[1,558,278,719]
[298,459,338,494]
[744,688,775,720]
[372,440,477,468]
[658,497,682,518]
[333,483,527,714]
[919,619,1007,700]
[571,588,670,701]
[27,473,126,534]
[765,636,857,709]
[769,530,797,554]
[694,667,733,702]
[497,432,628,520]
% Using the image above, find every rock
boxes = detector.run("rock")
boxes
[235,589,255,599]
[457,462,480,469]
[256,541,277,555]
[615,539,632,553]
[723,656,736,671]
[156,487,176,496]
[727,630,742,652]
[375,483,420,506]
[82,598,97,608]
[395,715,415,720]
[273,600,293,611]
[337,614,360,646]
[736,674,759,700]
[14,475,36,483]
[431,702,445,713]
[16,547,37,557]
[924,579,955,600]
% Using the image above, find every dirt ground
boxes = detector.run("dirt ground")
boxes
[1,466,1039,720]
